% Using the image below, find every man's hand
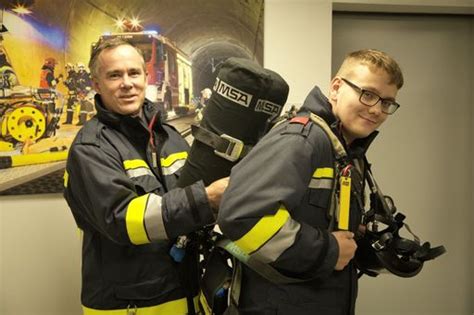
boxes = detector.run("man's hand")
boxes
[331,231,358,270]
[205,177,229,210]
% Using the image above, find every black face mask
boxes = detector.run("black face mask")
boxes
[355,168,446,278]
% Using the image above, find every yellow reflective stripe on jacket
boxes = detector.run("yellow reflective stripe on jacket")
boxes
[161,151,188,167]
[250,217,301,264]
[63,170,69,188]
[123,159,150,170]
[162,158,187,175]
[309,167,334,189]
[143,194,167,241]
[126,194,151,245]
[313,167,333,178]
[234,206,290,254]
[123,159,154,178]
[161,152,188,175]
[82,296,196,315]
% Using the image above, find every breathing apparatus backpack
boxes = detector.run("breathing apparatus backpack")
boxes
[175,57,289,315]
[177,57,289,187]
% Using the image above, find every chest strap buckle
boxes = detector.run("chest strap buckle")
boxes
[214,134,244,162]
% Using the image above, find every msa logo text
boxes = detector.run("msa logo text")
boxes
[255,99,281,119]
[213,78,252,107]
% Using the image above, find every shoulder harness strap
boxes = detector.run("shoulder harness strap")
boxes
[308,113,347,160]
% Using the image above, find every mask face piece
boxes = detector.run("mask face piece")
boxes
[355,196,446,278]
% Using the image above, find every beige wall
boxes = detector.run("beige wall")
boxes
[264,0,332,108]
[0,1,473,314]
[0,195,82,315]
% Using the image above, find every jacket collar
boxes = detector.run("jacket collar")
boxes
[299,85,378,158]
[94,94,159,126]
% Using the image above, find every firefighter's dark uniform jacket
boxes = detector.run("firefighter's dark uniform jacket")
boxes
[64,96,215,314]
[218,86,377,315]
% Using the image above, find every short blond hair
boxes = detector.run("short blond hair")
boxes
[336,49,404,89]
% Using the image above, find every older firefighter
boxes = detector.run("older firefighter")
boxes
[63,37,228,314]
[217,49,404,314]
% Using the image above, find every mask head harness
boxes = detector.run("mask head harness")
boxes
[355,161,446,277]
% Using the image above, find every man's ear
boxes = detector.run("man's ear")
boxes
[329,77,342,102]
[92,78,100,93]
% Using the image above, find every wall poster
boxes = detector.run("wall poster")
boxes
[0,0,264,195]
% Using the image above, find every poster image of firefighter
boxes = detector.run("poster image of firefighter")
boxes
[0,0,264,195]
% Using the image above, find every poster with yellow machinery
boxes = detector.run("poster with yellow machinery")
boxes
[0,0,264,195]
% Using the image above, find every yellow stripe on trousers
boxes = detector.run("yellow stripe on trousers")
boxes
[83,296,200,315]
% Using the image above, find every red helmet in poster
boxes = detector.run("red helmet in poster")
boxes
[44,57,57,67]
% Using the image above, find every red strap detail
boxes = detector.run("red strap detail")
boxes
[290,116,310,125]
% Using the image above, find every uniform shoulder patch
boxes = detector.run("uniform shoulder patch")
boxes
[282,116,312,136]
[290,116,310,125]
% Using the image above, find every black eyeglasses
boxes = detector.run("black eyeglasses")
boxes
[341,78,400,115]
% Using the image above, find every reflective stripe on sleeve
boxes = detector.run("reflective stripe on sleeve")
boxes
[250,217,301,263]
[144,193,168,241]
[123,159,154,179]
[309,167,334,189]
[126,194,151,245]
[234,206,290,255]
[126,193,167,244]
[82,296,195,315]
[161,152,188,175]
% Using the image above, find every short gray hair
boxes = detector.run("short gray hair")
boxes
[88,37,145,78]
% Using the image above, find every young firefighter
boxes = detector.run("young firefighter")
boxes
[63,38,228,314]
[217,49,403,314]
